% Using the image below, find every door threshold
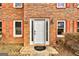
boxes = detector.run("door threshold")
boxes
[30,44,49,46]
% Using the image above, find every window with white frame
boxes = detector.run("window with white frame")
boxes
[13,3,23,8]
[57,20,65,37]
[13,20,22,37]
[77,21,79,32]
[0,21,2,37]
[57,3,66,8]
[77,3,79,8]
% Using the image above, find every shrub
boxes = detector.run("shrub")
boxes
[64,33,79,55]
[65,33,79,42]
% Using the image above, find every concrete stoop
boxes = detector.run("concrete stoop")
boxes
[20,46,59,56]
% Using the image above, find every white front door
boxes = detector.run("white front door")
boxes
[30,18,49,45]
[33,20,45,44]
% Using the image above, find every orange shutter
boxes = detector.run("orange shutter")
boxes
[2,20,6,39]
[66,3,70,8]
[66,20,70,33]
[73,3,77,8]
[9,20,13,37]
[2,3,6,8]
[74,20,77,32]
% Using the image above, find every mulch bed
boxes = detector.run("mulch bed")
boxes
[55,43,75,56]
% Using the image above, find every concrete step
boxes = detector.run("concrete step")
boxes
[20,46,59,56]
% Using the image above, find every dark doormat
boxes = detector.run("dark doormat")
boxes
[34,46,46,51]
[0,53,8,56]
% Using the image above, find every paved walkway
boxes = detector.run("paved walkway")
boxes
[20,46,59,56]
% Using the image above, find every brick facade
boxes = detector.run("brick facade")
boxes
[0,3,79,47]
[0,3,24,43]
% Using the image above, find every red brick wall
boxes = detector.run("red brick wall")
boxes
[0,3,24,44]
[24,3,79,46]
[0,3,79,46]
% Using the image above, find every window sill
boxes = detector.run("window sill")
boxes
[14,35,22,37]
[57,35,64,37]
[14,6,22,8]
[57,7,66,9]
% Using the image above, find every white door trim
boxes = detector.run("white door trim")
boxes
[30,18,49,45]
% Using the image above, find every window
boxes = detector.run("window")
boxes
[0,3,2,6]
[77,21,79,32]
[13,20,22,37]
[0,3,2,7]
[13,3,23,8]
[77,3,79,8]
[57,3,66,8]
[57,20,65,37]
[0,21,2,37]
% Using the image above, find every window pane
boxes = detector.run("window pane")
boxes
[58,29,64,35]
[58,3,64,6]
[0,22,2,27]
[58,22,64,29]
[15,22,21,35]
[15,3,22,7]
[15,22,21,27]
[77,22,79,28]
[16,28,21,35]
[0,22,2,35]
[0,29,2,35]
[0,3,2,6]
[57,3,65,8]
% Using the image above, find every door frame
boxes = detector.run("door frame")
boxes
[30,18,49,45]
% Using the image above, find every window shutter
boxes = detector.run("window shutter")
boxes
[46,21,48,41]
[2,3,6,8]
[2,20,6,39]
[66,3,70,8]
[74,20,77,32]
[32,21,33,41]
[9,20,13,37]
[66,20,70,33]
[73,3,77,8]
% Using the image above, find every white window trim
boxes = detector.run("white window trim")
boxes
[13,20,22,37]
[0,20,2,37]
[57,3,66,8]
[57,20,66,37]
[30,18,49,45]
[13,3,23,8]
